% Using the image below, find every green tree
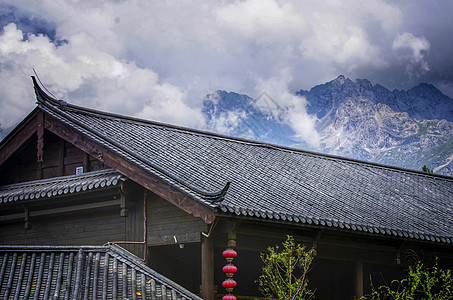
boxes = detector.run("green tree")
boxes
[258,235,315,300]
[362,259,453,300]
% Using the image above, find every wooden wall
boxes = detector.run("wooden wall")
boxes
[0,130,107,185]
[0,206,126,246]
[147,193,207,246]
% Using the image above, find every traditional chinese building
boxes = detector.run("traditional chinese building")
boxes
[0,77,452,299]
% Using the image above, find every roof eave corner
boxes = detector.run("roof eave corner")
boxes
[31,76,60,108]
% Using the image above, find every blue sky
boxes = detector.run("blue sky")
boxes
[1,0,452,143]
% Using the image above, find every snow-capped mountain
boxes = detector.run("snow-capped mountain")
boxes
[202,76,453,176]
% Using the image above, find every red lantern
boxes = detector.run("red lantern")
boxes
[222,247,237,296]
[222,249,237,262]
[222,249,237,258]
[222,265,237,273]
[222,279,237,288]
[222,264,237,277]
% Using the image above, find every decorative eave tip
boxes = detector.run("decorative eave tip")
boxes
[201,181,231,203]
[31,76,67,108]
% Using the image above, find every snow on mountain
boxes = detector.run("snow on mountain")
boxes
[203,76,453,176]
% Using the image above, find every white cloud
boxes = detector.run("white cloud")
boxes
[0,22,203,131]
[392,32,430,74]
[254,72,320,147]
[216,0,305,38]
[2,0,452,135]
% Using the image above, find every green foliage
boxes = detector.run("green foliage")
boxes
[258,235,315,300]
[422,165,434,173]
[362,259,453,300]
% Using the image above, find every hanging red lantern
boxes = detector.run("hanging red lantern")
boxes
[222,249,237,262]
[222,264,237,277]
[222,249,237,258]
[222,264,237,273]
[222,245,237,298]
[222,279,237,288]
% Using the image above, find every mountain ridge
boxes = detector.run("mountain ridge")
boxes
[203,75,453,176]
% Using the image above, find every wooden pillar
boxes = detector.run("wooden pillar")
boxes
[354,260,363,300]
[201,235,215,300]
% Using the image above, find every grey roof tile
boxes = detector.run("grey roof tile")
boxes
[0,245,201,300]
[0,169,125,204]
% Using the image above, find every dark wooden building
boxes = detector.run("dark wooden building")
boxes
[0,77,452,299]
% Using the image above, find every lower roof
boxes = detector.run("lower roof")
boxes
[0,244,201,300]
[0,169,126,204]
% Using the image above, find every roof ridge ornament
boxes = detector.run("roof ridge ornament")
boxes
[32,69,59,99]
[31,73,68,109]
[58,100,68,107]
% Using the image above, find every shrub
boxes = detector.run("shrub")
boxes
[257,235,315,300]
[362,259,453,300]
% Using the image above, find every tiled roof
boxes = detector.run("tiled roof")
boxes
[0,245,202,300]
[0,169,125,204]
[27,79,453,244]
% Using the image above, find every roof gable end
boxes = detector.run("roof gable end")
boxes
[30,77,217,224]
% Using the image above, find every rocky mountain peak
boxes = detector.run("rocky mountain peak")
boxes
[408,82,446,99]
[336,75,346,84]
[203,76,453,176]
[355,78,373,90]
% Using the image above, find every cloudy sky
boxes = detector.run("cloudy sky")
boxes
[1,0,452,144]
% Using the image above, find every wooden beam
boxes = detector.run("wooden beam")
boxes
[201,235,215,300]
[0,199,121,222]
[43,113,216,224]
[0,110,38,166]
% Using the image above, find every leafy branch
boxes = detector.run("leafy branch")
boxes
[258,235,316,300]
[362,259,453,300]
